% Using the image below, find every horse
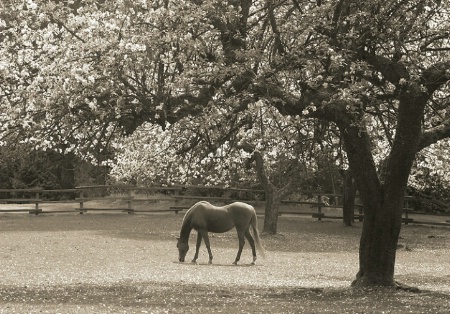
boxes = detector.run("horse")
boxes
[176,201,265,265]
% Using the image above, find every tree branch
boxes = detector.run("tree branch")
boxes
[418,119,450,151]
[237,140,307,199]
[267,1,285,55]
[419,32,450,51]
[361,53,410,85]
[421,60,450,94]
[237,141,272,190]
[49,15,86,43]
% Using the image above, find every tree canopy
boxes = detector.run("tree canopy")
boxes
[1,0,449,163]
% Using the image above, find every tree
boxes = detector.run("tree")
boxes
[254,0,450,288]
[110,102,322,235]
[237,140,297,234]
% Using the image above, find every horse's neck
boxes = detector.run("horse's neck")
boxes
[179,214,193,242]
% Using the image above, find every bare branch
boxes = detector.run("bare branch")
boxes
[237,141,272,190]
[418,119,450,151]
[421,61,450,94]
[49,15,86,43]
[419,32,450,51]
[361,54,410,85]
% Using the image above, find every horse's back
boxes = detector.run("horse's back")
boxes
[188,201,234,232]
[187,201,255,232]
[192,201,254,213]
[226,202,255,214]
[225,202,256,226]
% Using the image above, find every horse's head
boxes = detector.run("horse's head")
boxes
[176,237,189,262]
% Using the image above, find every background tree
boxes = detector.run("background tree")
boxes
[0,141,109,191]
[110,101,331,234]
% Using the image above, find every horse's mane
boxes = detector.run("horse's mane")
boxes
[182,206,194,223]
[182,201,204,223]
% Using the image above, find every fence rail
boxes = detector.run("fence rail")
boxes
[0,186,449,226]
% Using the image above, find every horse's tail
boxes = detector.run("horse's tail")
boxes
[250,210,266,259]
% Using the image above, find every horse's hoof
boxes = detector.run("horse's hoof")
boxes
[251,261,255,265]
[191,260,197,264]
[232,261,237,265]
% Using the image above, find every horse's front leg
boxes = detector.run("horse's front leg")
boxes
[192,232,203,263]
[199,229,213,264]
[233,231,245,265]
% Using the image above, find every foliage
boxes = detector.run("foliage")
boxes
[110,100,343,193]
[0,144,70,189]
[0,143,106,190]
[411,140,450,197]
[1,0,449,191]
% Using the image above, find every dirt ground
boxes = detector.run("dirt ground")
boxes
[0,211,449,313]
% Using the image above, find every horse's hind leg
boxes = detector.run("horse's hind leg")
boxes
[245,230,257,265]
[233,231,245,265]
[192,232,202,263]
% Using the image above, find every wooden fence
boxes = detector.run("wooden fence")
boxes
[0,185,449,226]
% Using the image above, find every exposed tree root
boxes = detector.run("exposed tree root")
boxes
[351,274,421,293]
[394,281,421,293]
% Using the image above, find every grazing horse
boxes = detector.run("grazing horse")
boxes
[176,201,265,265]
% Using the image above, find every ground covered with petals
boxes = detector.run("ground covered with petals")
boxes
[0,211,448,313]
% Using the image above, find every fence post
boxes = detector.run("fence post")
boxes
[127,188,134,214]
[35,190,40,214]
[30,189,42,215]
[358,205,363,222]
[317,194,322,221]
[79,189,85,214]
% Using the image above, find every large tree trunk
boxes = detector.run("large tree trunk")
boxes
[252,150,280,234]
[341,87,427,287]
[353,192,404,286]
[262,183,281,234]
[341,169,356,227]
